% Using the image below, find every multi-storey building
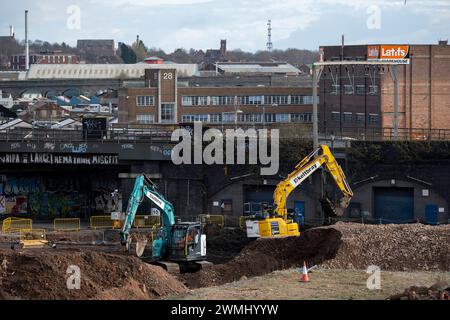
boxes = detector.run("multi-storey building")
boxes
[118,68,314,126]
[319,41,450,139]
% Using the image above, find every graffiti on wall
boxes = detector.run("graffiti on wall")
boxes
[0,174,120,218]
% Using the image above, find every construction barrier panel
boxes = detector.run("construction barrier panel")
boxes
[90,216,120,230]
[199,214,225,228]
[53,218,81,232]
[1,217,33,233]
[133,215,161,228]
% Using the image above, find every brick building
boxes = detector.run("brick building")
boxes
[319,41,450,138]
[10,52,79,70]
[118,68,314,126]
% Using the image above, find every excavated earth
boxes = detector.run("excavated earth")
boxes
[0,248,186,300]
[0,222,449,299]
[180,228,342,288]
[321,222,450,271]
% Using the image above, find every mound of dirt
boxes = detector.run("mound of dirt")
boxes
[206,228,255,264]
[181,228,342,288]
[322,222,450,271]
[388,281,449,300]
[0,248,186,300]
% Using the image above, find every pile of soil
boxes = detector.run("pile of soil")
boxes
[181,228,342,288]
[322,222,450,271]
[388,281,449,300]
[0,248,186,300]
[206,228,255,264]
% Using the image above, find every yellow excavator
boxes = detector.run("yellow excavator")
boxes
[246,144,353,238]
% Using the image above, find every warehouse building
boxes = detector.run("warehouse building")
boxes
[319,41,450,139]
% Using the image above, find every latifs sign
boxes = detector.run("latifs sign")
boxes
[367,45,410,64]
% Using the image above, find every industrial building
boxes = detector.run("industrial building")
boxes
[118,68,314,126]
[319,41,450,139]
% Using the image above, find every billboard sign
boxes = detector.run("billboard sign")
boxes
[367,45,410,64]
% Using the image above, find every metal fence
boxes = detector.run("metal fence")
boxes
[133,215,161,228]
[53,218,81,232]
[1,217,33,233]
[90,215,121,230]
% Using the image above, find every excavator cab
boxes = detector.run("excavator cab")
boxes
[168,222,206,262]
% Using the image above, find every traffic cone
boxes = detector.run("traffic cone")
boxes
[299,261,310,282]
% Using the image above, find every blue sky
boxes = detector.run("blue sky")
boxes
[1,0,449,52]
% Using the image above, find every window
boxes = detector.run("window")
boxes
[264,95,289,105]
[356,113,365,123]
[275,114,290,123]
[136,96,154,107]
[209,114,222,123]
[182,96,208,106]
[356,85,365,95]
[136,114,154,124]
[211,96,234,106]
[161,103,175,123]
[369,85,379,95]
[331,111,340,122]
[331,85,340,95]
[239,96,263,105]
[291,113,312,123]
[344,85,354,95]
[182,114,209,122]
[369,113,379,124]
[291,95,315,105]
[343,112,353,123]
[243,113,262,122]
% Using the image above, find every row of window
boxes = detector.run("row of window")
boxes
[181,95,316,106]
[330,112,379,124]
[328,85,379,96]
[181,113,312,123]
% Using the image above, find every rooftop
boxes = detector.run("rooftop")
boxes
[25,63,199,80]
[217,62,301,75]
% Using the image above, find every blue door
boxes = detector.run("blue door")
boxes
[374,187,414,224]
[294,201,306,227]
[294,201,305,216]
[425,205,439,225]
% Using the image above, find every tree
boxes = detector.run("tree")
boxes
[132,40,148,62]
[119,43,137,64]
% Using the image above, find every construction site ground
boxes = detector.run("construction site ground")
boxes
[171,269,450,300]
[0,222,449,300]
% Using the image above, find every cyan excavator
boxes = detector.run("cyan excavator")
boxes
[120,174,210,273]
[246,144,353,238]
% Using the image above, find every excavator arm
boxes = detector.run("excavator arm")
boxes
[273,145,353,219]
[120,175,175,258]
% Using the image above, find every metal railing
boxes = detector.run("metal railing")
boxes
[321,127,450,141]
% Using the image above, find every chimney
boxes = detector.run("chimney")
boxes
[220,40,227,55]
[10,25,14,38]
[438,40,448,46]
[25,10,29,70]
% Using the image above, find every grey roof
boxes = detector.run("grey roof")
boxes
[217,62,301,74]
[26,63,199,79]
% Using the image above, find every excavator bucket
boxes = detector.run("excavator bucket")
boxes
[319,197,344,217]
